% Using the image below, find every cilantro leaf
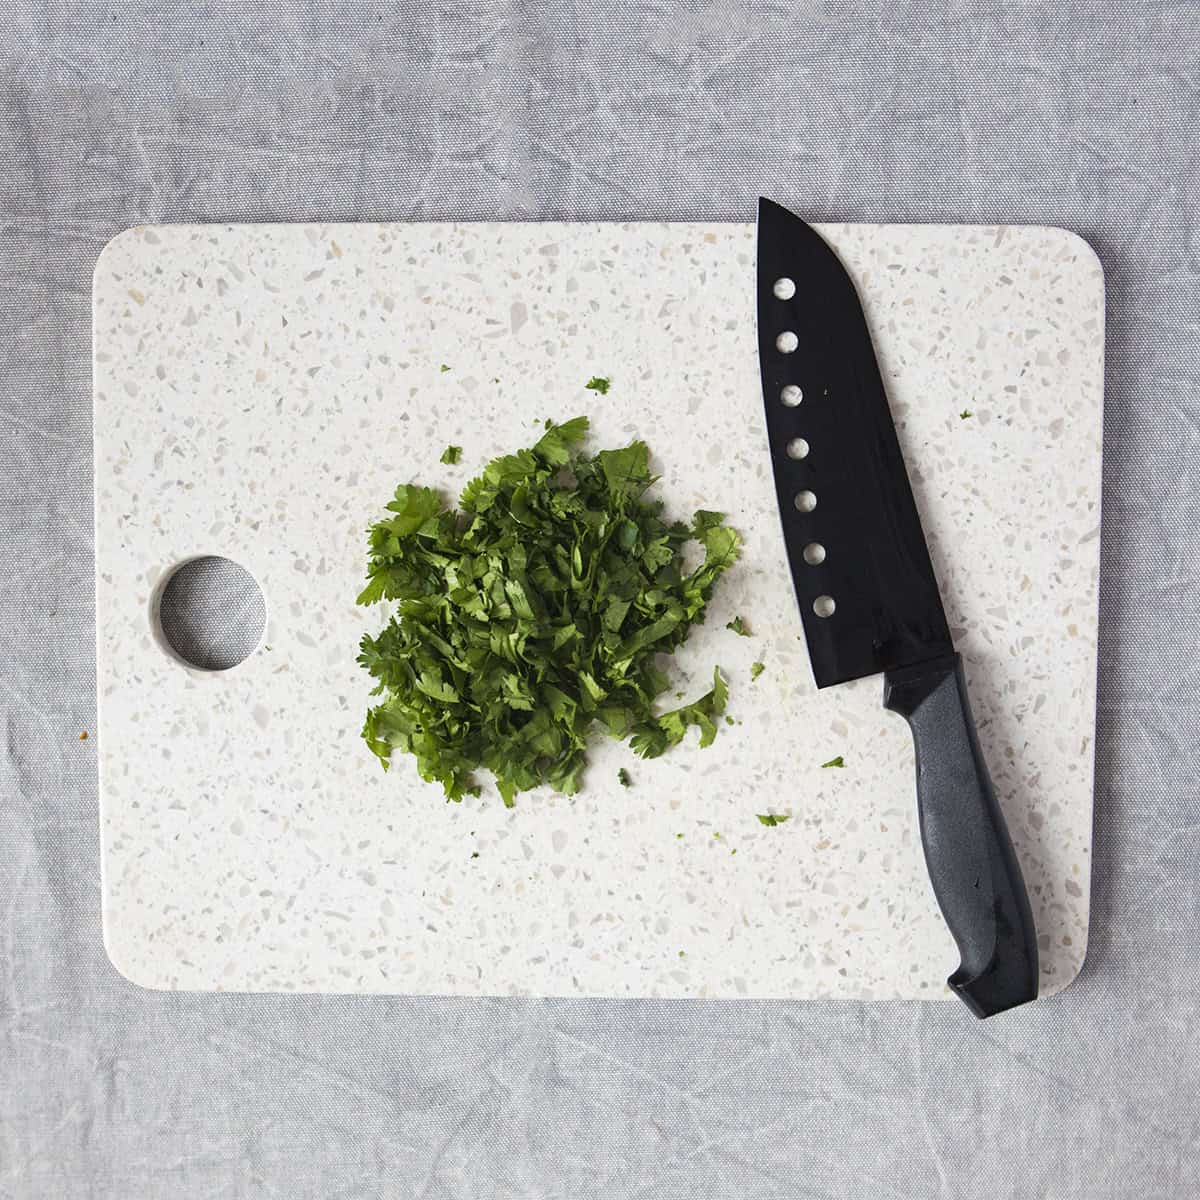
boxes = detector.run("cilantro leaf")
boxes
[618,768,631,788]
[440,444,462,465]
[726,615,750,636]
[585,376,611,394]
[821,755,845,768]
[359,419,740,805]
[750,661,765,681]
[630,668,727,759]
[756,813,790,827]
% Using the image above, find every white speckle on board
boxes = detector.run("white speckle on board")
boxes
[93,220,1104,1000]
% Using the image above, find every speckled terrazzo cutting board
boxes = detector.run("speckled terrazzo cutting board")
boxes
[93,221,1104,999]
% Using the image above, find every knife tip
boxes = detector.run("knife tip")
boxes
[757,196,810,234]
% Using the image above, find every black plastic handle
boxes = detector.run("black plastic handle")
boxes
[883,653,1038,1018]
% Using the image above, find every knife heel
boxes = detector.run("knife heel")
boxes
[883,653,1039,1018]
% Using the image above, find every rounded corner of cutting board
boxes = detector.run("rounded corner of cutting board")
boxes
[93,224,155,289]
[1020,224,1107,301]
[100,909,171,993]
[1032,223,1104,269]
[1037,917,1092,1002]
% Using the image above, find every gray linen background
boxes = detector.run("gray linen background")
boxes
[2,3,1198,1196]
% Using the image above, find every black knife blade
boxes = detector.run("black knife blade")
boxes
[756,197,952,688]
[756,198,1038,1018]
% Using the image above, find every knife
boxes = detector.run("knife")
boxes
[755,198,1038,1018]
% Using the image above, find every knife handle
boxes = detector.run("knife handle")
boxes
[883,653,1038,1018]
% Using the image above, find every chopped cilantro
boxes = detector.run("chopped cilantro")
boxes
[440,444,462,465]
[726,615,751,636]
[440,364,451,373]
[960,409,972,420]
[821,755,845,769]
[756,813,790,827]
[618,767,631,788]
[470,851,480,859]
[750,660,765,681]
[585,376,611,394]
[357,417,740,804]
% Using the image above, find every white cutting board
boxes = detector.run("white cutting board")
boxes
[93,221,1104,1000]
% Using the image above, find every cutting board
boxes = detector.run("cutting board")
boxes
[93,220,1104,1000]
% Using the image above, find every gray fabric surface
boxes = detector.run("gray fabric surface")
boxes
[2,3,1198,1196]
[158,558,266,672]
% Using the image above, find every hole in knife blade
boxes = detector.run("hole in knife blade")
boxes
[772,277,796,300]
[780,385,803,407]
[775,331,798,354]
[793,490,817,513]
[786,437,809,460]
[802,542,825,565]
[813,595,836,618]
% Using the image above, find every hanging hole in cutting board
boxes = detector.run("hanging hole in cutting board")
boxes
[775,331,799,353]
[156,556,266,672]
[781,384,803,407]
[772,277,796,300]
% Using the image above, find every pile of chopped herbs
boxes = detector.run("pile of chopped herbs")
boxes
[356,416,740,806]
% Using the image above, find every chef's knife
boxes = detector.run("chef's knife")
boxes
[755,198,1038,1018]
